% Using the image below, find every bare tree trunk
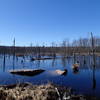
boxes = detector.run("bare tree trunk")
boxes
[91,32,96,67]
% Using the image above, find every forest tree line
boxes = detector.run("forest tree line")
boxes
[0,36,100,56]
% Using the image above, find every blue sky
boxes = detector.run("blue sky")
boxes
[0,0,100,46]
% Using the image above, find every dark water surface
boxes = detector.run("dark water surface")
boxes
[0,55,100,97]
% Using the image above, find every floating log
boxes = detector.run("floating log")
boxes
[9,69,45,76]
[31,57,54,61]
[55,69,67,76]
[15,53,24,57]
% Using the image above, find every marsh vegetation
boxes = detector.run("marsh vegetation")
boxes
[0,34,100,99]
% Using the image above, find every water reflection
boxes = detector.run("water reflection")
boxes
[92,67,96,90]
[61,57,67,67]
[36,60,40,68]
[51,59,56,67]
[92,53,96,94]
[3,53,6,72]
[72,68,79,74]
[0,55,100,97]
[12,55,15,70]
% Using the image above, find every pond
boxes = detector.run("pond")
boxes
[0,55,100,97]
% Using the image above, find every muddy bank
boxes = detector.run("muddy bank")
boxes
[0,83,98,100]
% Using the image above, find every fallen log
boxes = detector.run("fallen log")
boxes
[9,69,45,76]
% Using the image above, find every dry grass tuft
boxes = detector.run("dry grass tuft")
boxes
[0,83,97,100]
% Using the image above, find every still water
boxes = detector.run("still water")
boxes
[0,55,100,97]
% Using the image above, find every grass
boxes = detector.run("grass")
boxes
[0,82,98,100]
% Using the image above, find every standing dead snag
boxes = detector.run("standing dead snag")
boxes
[91,32,97,90]
[91,32,96,67]
[13,38,16,70]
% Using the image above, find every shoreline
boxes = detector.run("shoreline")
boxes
[0,82,98,100]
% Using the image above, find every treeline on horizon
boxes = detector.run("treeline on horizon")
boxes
[0,36,100,56]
